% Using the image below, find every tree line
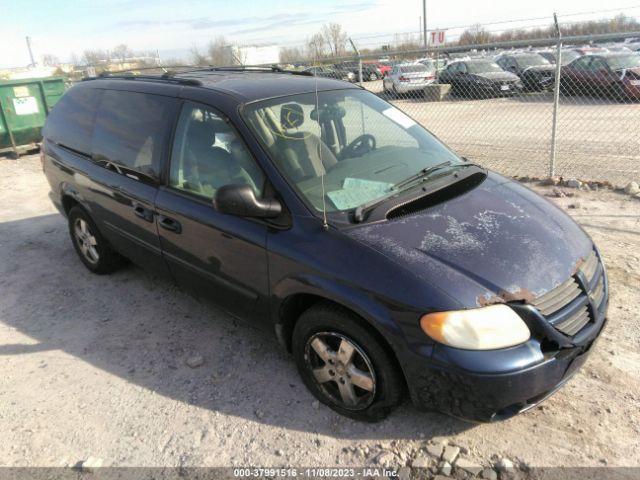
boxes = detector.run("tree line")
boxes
[458,13,639,45]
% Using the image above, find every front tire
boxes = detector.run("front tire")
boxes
[292,303,404,422]
[68,206,124,274]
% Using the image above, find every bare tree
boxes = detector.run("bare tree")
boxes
[82,49,109,66]
[42,54,60,67]
[112,44,132,63]
[189,46,208,66]
[307,33,327,60]
[322,23,348,57]
[279,46,305,64]
[458,25,492,46]
[207,36,237,66]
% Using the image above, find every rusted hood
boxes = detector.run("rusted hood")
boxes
[347,173,594,308]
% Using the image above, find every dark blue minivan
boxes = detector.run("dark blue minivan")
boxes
[41,68,607,422]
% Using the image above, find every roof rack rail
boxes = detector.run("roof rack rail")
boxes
[168,65,313,77]
[83,73,202,86]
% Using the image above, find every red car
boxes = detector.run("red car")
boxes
[375,62,393,77]
[560,53,640,100]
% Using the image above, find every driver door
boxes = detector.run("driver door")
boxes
[155,100,270,322]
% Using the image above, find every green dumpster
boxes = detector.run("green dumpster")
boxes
[0,76,66,156]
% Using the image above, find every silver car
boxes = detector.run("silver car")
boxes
[383,63,436,96]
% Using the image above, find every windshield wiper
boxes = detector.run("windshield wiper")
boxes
[392,161,452,190]
[352,162,482,223]
[393,161,482,192]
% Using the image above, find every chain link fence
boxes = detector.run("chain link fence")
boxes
[314,30,640,186]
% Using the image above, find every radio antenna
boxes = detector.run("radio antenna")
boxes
[313,59,329,230]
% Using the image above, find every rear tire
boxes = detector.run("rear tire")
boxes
[292,302,404,422]
[68,206,124,274]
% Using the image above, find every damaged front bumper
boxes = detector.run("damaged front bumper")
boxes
[401,302,607,422]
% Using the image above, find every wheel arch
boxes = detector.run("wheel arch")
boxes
[59,182,88,217]
[273,279,408,392]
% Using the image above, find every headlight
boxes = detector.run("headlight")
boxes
[420,304,530,350]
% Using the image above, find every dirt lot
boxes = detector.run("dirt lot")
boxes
[364,80,640,186]
[1,154,639,473]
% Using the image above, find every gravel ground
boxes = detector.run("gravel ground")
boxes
[1,154,639,474]
[364,80,640,186]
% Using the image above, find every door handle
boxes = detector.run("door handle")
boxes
[159,215,182,234]
[132,203,154,222]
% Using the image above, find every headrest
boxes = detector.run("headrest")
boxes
[280,103,304,129]
[311,104,346,122]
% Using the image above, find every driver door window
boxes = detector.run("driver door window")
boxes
[169,102,265,200]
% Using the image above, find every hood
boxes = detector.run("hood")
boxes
[347,173,594,308]
[473,71,520,81]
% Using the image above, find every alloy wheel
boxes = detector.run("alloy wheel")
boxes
[304,332,376,410]
[74,218,99,264]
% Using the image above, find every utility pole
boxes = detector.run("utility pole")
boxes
[25,36,36,66]
[422,0,427,48]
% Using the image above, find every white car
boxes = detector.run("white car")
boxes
[383,63,436,95]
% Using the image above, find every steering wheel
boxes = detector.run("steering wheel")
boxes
[341,134,376,159]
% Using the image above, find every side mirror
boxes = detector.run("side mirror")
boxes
[213,184,282,218]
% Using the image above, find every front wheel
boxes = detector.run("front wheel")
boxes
[292,303,404,422]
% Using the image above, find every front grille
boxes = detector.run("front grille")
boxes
[529,250,605,337]
[530,277,581,316]
[580,250,599,284]
[552,305,590,336]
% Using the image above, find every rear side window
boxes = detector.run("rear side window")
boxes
[92,90,177,179]
[43,86,101,156]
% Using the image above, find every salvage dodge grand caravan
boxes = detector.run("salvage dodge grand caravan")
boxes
[42,68,607,422]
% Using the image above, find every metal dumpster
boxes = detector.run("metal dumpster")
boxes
[0,76,66,156]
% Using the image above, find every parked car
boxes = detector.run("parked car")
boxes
[415,58,438,73]
[438,59,523,97]
[560,53,640,100]
[536,49,581,66]
[495,53,555,91]
[375,61,393,77]
[337,61,383,81]
[42,68,607,422]
[303,66,355,82]
[382,63,436,96]
[572,47,609,56]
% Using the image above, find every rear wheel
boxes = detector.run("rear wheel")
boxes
[68,206,124,274]
[292,303,404,422]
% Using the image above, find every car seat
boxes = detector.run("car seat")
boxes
[277,103,337,182]
[184,121,254,197]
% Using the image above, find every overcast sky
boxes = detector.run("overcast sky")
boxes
[2,0,639,68]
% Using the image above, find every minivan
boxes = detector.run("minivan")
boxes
[42,68,607,422]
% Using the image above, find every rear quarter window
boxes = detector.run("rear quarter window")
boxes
[43,85,102,156]
[91,90,177,179]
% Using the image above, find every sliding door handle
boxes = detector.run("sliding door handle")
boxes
[158,215,182,234]
[132,203,154,222]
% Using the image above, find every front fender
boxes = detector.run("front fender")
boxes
[271,273,407,353]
